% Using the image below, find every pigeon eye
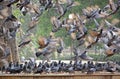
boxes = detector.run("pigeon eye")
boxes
[113,49,117,52]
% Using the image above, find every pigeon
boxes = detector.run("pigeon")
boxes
[44,0,53,10]
[79,51,93,60]
[34,62,44,74]
[50,16,62,32]
[82,6,109,19]
[104,0,120,16]
[55,0,73,19]
[6,62,23,74]
[18,39,31,47]
[23,61,32,73]
[74,60,83,71]
[57,38,64,53]
[7,0,19,7]
[0,14,18,27]
[105,46,118,57]
[66,0,74,8]
[26,17,39,32]
[65,61,74,73]
[105,62,116,73]
[38,37,50,49]
[17,0,30,10]
[81,63,88,73]
[0,0,4,2]
[87,67,96,74]
[44,62,51,73]
[34,64,43,74]
[51,61,60,73]
[39,0,47,6]
[95,63,104,71]
[5,14,17,22]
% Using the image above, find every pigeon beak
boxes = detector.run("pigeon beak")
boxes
[79,51,93,60]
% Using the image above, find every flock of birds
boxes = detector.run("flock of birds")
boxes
[0,0,120,70]
[1,59,120,74]
[36,0,120,62]
[0,0,75,61]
